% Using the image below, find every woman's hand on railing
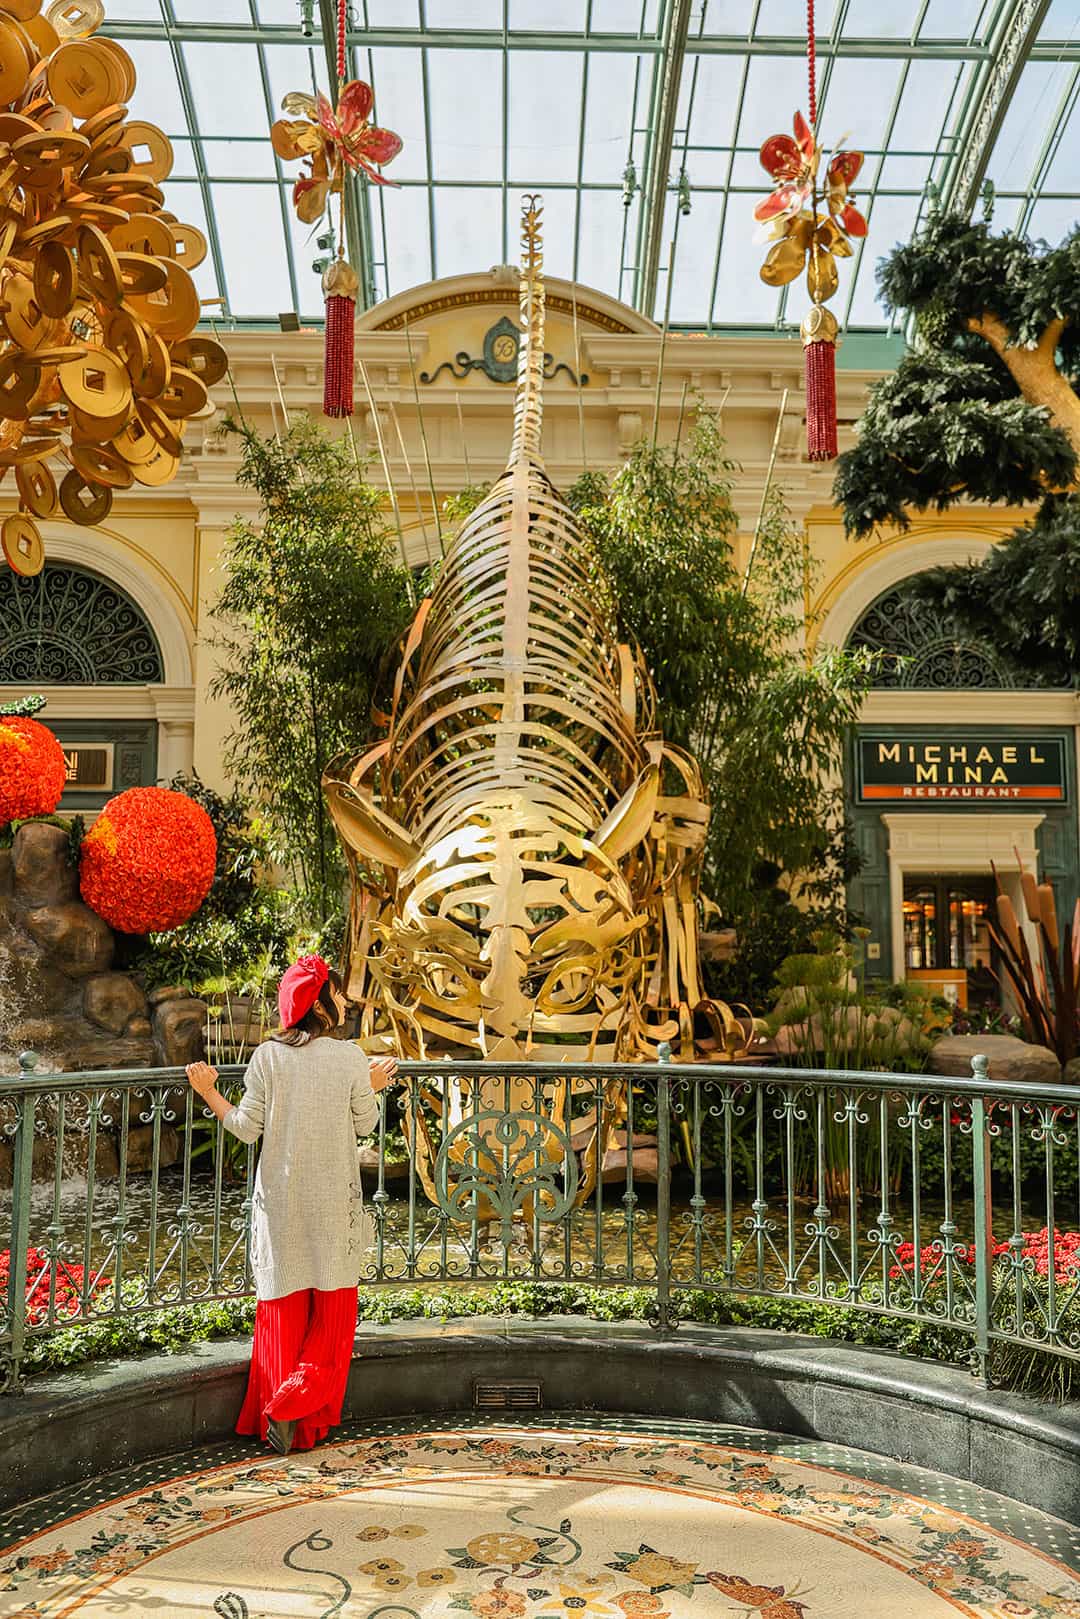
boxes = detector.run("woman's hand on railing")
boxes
[186,1062,220,1098]
[369,1057,399,1093]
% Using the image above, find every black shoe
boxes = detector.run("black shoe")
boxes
[267,1419,296,1455]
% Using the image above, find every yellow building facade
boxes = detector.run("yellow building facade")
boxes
[3,270,1076,1006]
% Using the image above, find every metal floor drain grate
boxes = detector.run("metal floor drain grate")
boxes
[473,1379,543,1410]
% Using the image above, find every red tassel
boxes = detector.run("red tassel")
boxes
[322,260,359,419]
[801,305,839,462]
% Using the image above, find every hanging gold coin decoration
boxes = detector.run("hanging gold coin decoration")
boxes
[0,0,227,566]
[2,510,44,574]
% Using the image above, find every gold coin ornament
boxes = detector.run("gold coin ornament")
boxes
[0,0,221,571]
[2,511,44,575]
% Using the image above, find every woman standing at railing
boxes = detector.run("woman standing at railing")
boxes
[185,953,397,1456]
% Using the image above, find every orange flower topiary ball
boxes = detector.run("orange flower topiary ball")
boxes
[0,717,66,825]
[80,787,217,935]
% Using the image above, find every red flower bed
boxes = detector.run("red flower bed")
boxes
[0,716,66,824]
[0,1246,110,1325]
[79,786,217,934]
[890,1229,1080,1285]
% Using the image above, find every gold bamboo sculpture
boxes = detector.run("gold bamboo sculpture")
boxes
[324,195,730,1070]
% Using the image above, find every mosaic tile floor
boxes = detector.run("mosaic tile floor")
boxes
[1,1415,1078,1619]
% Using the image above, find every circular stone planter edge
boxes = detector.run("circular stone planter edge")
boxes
[2,1317,1079,1527]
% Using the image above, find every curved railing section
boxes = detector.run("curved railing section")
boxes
[2,1053,1078,1391]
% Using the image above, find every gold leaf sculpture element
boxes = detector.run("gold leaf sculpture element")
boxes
[324,195,732,1069]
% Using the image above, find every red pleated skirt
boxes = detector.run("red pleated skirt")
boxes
[236,1285,358,1451]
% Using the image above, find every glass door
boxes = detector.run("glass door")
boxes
[902,874,998,1008]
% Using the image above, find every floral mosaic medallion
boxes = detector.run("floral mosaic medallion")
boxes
[1,1427,1078,1619]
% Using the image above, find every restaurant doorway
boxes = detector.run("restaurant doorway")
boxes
[902,874,997,1009]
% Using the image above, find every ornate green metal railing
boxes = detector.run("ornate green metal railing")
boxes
[2,1052,1079,1392]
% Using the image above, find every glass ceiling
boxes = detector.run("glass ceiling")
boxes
[99,1,1080,334]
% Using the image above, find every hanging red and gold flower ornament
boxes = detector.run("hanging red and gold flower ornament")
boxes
[752,5,867,461]
[273,82,403,224]
[270,4,402,421]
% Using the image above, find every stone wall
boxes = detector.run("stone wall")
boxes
[0,821,209,1181]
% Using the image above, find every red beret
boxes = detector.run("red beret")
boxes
[278,953,330,1028]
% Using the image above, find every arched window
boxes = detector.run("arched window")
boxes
[846,578,1056,690]
[0,564,164,685]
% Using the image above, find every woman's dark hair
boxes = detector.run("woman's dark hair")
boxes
[270,969,344,1046]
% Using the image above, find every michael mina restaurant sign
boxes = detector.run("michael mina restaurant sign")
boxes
[858,734,1068,803]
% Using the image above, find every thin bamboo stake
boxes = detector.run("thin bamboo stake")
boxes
[356,358,412,581]
[389,400,434,567]
[570,276,588,472]
[741,386,790,598]
[403,316,445,556]
[269,352,290,429]
[346,409,416,607]
[455,392,472,487]
[651,211,683,451]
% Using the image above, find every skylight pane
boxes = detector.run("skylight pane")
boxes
[159,181,222,307]
[1025,198,1080,243]
[509,0,585,27]
[123,39,188,136]
[736,53,807,151]
[366,48,431,184]
[170,139,198,181]
[816,57,905,156]
[427,0,503,24]
[1038,92,1080,195]
[665,198,726,325]
[184,43,269,139]
[680,53,745,187]
[590,0,660,34]
[985,63,1069,191]
[261,45,323,120]
[748,1,819,38]
[841,1,922,39]
[379,183,434,296]
[845,194,921,324]
[1043,0,1080,40]
[211,182,296,318]
[201,140,279,181]
[575,190,632,293]
[362,0,421,24]
[917,0,988,42]
[106,0,161,19]
[282,198,332,319]
[433,187,502,278]
[580,53,645,186]
[886,57,966,155]
[429,50,502,181]
[508,51,583,183]
[712,209,782,325]
[255,0,302,21]
[172,0,250,20]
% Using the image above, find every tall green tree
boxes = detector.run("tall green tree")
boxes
[210,417,414,920]
[834,213,1080,681]
[569,406,875,916]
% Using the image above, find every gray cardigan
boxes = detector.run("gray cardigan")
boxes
[223,1037,380,1300]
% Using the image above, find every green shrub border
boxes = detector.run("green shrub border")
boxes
[14,1281,1073,1403]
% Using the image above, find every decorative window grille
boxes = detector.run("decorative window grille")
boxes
[0,564,164,685]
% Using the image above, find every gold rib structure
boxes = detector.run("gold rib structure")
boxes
[325,195,736,1068]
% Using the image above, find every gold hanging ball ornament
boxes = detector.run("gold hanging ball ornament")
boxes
[0,0,224,573]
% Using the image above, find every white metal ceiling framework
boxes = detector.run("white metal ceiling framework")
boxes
[98,1,1080,332]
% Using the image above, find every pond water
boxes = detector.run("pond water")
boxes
[16,1161,1023,1313]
